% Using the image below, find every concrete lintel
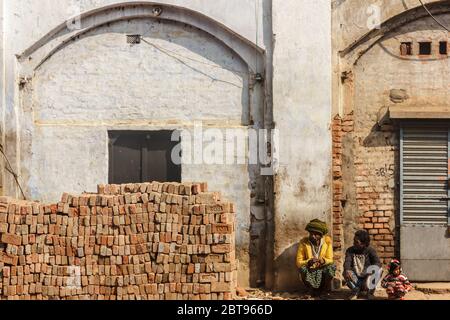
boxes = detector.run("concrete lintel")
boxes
[389,106,450,119]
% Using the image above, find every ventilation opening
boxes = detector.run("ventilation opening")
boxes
[126,34,141,45]
[400,42,413,56]
[440,41,448,55]
[419,42,432,55]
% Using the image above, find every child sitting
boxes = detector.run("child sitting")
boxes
[381,259,413,300]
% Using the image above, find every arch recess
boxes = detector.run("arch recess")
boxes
[18,1,265,76]
[341,0,450,65]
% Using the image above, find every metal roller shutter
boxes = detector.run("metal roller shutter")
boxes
[401,124,449,225]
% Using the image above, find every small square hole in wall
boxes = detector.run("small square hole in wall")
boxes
[400,42,413,56]
[419,42,432,55]
[126,34,141,45]
[439,41,448,55]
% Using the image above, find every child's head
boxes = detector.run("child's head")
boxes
[388,259,402,276]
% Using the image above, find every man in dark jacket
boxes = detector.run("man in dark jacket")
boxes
[343,230,382,300]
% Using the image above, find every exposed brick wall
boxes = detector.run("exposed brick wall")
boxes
[353,121,398,265]
[331,113,353,276]
[332,112,397,272]
[0,182,237,300]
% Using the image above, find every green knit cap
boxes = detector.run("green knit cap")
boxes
[305,219,328,236]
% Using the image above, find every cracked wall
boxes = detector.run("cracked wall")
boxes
[333,10,450,271]
[0,0,271,288]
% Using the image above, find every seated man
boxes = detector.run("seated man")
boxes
[296,219,336,298]
[343,230,382,300]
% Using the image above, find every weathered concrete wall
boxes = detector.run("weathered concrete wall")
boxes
[333,0,445,52]
[24,18,253,285]
[332,0,450,115]
[1,0,266,190]
[1,0,338,291]
[333,12,450,267]
[1,0,269,288]
[5,0,266,55]
[0,0,4,196]
[272,0,332,291]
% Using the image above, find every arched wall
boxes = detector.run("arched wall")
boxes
[17,2,265,76]
[333,1,450,116]
[333,5,450,276]
[9,2,267,287]
[335,1,450,56]
[338,1,450,66]
[26,18,250,200]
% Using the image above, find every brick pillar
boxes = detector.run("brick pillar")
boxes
[332,113,356,280]
[331,114,345,279]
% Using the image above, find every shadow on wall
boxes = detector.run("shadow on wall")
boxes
[362,123,397,148]
[274,243,303,292]
[275,242,353,292]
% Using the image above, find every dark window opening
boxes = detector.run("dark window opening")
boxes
[439,41,448,55]
[108,131,181,184]
[400,42,412,56]
[419,42,432,55]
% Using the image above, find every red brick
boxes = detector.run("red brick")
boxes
[212,224,233,234]
[1,233,22,246]
[211,282,231,293]
[0,252,18,266]
[211,245,231,254]
[374,212,384,217]
[199,274,219,283]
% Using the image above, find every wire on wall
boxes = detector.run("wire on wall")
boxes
[0,144,27,200]
[139,36,255,76]
[255,0,259,76]
[419,0,450,32]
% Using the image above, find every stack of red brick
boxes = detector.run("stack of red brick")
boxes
[0,182,237,300]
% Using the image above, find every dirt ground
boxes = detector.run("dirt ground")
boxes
[236,287,450,301]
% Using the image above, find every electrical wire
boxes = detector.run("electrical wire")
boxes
[255,0,259,74]
[419,0,450,32]
[140,38,243,88]
[0,144,27,200]
[139,36,255,76]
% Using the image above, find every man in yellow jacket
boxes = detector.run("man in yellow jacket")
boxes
[296,219,336,298]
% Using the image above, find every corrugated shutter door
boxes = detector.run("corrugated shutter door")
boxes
[401,125,449,224]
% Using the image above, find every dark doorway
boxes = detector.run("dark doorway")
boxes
[108,131,181,184]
